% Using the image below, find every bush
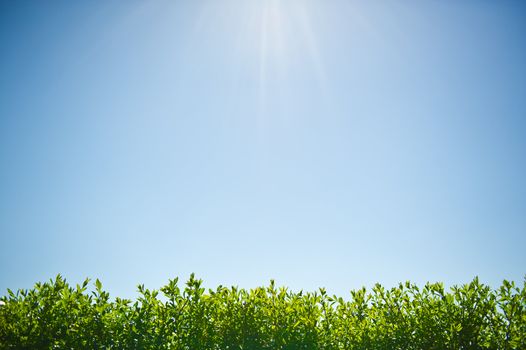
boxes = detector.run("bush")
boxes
[1,274,524,349]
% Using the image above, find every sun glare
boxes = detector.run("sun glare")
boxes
[256,0,327,122]
[192,0,328,126]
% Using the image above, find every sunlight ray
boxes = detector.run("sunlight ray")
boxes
[186,0,332,130]
[258,2,270,130]
[295,1,329,98]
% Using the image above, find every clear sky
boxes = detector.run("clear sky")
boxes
[1,0,525,299]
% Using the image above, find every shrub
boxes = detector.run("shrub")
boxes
[0,274,524,349]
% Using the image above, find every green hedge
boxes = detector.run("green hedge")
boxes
[1,275,524,349]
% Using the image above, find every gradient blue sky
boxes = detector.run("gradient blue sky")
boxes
[1,0,525,298]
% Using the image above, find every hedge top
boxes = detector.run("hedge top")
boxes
[1,274,525,349]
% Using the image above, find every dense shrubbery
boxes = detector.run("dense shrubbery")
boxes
[0,275,524,349]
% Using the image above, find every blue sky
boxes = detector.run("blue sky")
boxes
[1,0,525,298]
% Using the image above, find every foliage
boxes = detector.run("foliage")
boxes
[0,275,524,349]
